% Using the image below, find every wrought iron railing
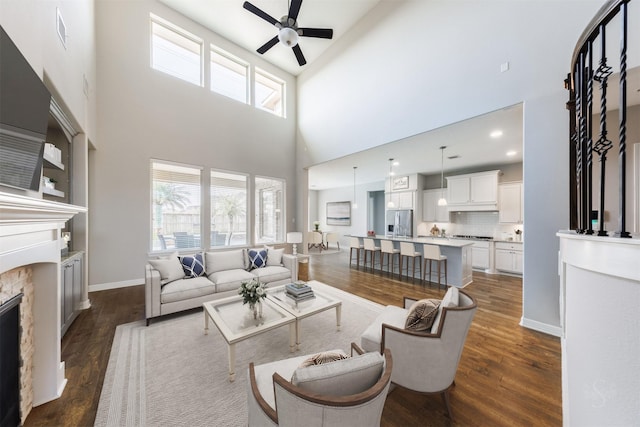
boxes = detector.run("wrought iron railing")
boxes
[565,0,634,237]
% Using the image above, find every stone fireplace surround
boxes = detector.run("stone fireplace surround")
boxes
[0,191,86,422]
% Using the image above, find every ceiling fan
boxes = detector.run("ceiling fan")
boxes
[242,0,333,66]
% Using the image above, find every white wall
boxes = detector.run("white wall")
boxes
[297,0,608,334]
[314,181,385,248]
[91,0,297,286]
[0,0,96,140]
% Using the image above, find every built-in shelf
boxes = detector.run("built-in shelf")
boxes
[42,187,65,198]
[43,153,65,171]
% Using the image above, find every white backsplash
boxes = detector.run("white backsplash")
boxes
[424,211,524,240]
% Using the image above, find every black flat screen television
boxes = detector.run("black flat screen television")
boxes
[0,25,51,193]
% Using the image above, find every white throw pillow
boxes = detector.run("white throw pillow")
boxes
[291,351,384,396]
[430,286,459,334]
[205,249,246,275]
[264,245,284,266]
[148,251,184,283]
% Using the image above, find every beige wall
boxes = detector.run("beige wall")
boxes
[90,0,298,286]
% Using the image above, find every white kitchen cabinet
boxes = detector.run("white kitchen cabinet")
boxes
[422,189,449,222]
[499,182,523,223]
[446,170,499,210]
[387,190,415,209]
[494,241,523,274]
[471,241,490,269]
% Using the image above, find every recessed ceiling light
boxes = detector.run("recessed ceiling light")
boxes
[506,150,517,156]
[490,130,503,138]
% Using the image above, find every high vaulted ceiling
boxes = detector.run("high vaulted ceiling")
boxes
[158,0,383,75]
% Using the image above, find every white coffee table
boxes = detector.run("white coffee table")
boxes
[203,295,296,382]
[267,280,342,351]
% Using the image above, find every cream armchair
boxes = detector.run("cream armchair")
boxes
[360,287,477,420]
[307,231,324,252]
[247,343,392,426]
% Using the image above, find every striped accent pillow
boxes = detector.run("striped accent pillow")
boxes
[405,298,440,331]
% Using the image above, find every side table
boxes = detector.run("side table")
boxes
[296,254,310,281]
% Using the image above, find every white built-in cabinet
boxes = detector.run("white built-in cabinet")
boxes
[499,182,523,223]
[446,170,499,210]
[422,189,449,222]
[60,251,84,336]
[494,241,523,274]
[386,190,415,209]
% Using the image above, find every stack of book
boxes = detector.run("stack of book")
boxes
[285,282,315,302]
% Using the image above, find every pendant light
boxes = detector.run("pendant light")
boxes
[387,158,395,208]
[352,166,358,209]
[437,146,447,206]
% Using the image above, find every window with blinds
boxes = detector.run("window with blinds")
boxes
[255,176,284,244]
[210,170,247,247]
[151,160,202,251]
[150,15,202,86]
[255,68,284,117]
[210,47,249,104]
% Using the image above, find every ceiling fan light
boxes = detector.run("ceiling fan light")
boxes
[278,27,299,47]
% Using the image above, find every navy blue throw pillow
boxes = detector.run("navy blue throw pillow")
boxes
[179,253,205,278]
[248,249,268,270]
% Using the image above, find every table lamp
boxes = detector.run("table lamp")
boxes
[286,232,303,256]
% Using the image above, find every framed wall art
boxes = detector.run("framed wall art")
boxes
[392,175,410,190]
[326,201,351,226]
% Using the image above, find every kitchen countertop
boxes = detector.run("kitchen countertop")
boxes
[355,234,474,247]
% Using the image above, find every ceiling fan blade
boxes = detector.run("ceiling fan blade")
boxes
[257,36,279,54]
[292,44,306,66]
[243,1,279,26]
[299,28,333,39]
[288,0,303,22]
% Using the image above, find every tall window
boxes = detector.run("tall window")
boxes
[151,15,202,86]
[211,170,248,247]
[255,68,285,117]
[255,177,284,244]
[151,161,202,251]
[210,47,249,104]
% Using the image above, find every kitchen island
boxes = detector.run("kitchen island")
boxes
[352,235,473,287]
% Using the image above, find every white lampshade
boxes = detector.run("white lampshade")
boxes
[286,232,303,244]
[437,197,447,206]
[286,231,303,256]
[278,27,299,47]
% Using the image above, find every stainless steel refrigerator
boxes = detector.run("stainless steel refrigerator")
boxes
[385,209,413,237]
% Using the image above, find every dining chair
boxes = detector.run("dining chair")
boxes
[399,242,422,279]
[423,244,447,289]
[349,237,364,266]
[380,240,400,274]
[363,238,381,270]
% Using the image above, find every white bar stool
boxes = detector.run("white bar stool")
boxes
[399,242,422,279]
[349,237,364,266]
[380,240,400,273]
[422,244,447,288]
[363,238,381,270]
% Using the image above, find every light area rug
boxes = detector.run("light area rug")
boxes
[94,282,384,427]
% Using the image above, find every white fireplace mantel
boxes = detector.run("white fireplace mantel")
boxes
[0,191,87,406]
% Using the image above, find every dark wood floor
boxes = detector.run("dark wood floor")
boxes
[25,251,561,427]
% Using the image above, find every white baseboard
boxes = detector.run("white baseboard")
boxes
[520,316,562,337]
[89,278,143,292]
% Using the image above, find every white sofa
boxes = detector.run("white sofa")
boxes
[145,247,298,324]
